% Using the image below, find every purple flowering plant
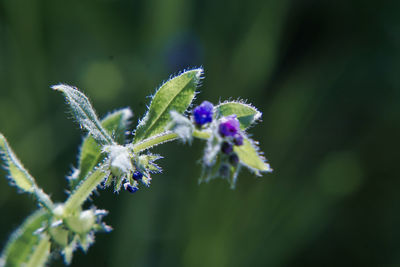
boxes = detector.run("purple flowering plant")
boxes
[0,68,272,266]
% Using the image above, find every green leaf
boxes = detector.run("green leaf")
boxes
[0,210,49,267]
[69,108,133,190]
[134,68,203,143]
[24,234,51,267]
[234,136,272,175]
[215,101,262,129]
[0,133,53,209]
[0,133,36,193]
[52,84,114,145]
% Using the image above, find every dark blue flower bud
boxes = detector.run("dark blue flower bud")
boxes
[132,170,143,181]
[221,141,233,154]
[193,101,214,126]
[219,164,230,177]
[124,183,138,194]
[229,153,239,167]
[219,115,240,137]
[233,133,244,146]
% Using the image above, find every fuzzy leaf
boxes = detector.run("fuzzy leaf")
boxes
[134,68,203,143]
[0,133,36,193]
[0,210,49,267]
[52,84,114,145]
[234,136,272,175]
[69,108,133,190]
[24,234,51,267]
[215,101,262,129]
[0,134,53,209]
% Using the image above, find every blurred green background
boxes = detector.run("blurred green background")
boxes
[1,0,400,266]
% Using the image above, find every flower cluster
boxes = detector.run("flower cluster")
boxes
[171,101,246,187]
[216,115,244,169]
[103,145,161,194]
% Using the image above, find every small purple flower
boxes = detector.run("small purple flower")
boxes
[193,101,214,126]
[132,170,143,181]
[219,115,240,137]
[124,183,138,194]
[233,133,244,146]
[221,141,233,154]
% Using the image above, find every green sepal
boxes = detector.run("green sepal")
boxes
[215,101,261,130]
[48,226,69,247]
[62,235,78,265]
[134,68,203,143]
[0,210,49,267]
[234,136,272,175]
[69,108,133,190]
[137,154,162,173]
[199,153,241,189]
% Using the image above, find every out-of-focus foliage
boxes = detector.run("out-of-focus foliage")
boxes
[0,0,399,266]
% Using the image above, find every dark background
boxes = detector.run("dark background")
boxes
[1,0,400,266]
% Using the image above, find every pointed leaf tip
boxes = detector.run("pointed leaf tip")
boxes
[0,133,36,193]
[134,68,203,142]
[52,84,114,145]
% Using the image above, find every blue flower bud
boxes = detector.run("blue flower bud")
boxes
[218,115,240,137]
[221,141,233,154]
[219,164,230,177]
[229,153,239,167]
[233,133,244,146]
[124,182,138,194]
[193,101,214,126]
[132,170,143,181]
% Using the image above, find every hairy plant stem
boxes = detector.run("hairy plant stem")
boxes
[34,189,54,212]
[64,169,107,214]
[63,130,211,213]
[132,130,210,153]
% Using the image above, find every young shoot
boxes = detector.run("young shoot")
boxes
[0,68,272,266]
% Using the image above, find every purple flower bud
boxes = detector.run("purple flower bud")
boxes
[132,171,143,181]
[193,101,214,126]
[221,141,233,154]
[233,133,244,146]
[124,183,138,194]
[218,115,240,137]
[229,153,239,167]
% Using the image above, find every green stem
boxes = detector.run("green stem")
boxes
[63,130,211,213]
[193,129,211,140]
[132,132,178,153]
[34,188,54,211]
[64,168,107,214]
[132,130,210,153]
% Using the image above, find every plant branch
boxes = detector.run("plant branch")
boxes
[64,168,107,214]
[131,130,211,153]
